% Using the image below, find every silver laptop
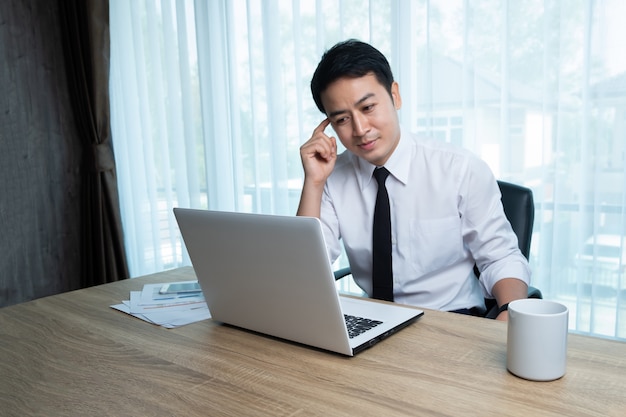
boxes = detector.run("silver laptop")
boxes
[173,208,423,356]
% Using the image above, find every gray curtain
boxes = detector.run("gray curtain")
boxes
[0,0,127,307]
[58,0,129,287]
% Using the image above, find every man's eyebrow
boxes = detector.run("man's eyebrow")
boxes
[327,93,376,119]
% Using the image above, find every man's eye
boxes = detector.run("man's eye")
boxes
[363,104,375,112]
[335,117,349,125]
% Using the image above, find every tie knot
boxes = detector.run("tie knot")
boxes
[373,167,390,185]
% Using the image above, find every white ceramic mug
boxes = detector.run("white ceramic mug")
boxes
[506,299,569,381]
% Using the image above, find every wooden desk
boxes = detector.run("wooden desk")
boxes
[1,267,625,417]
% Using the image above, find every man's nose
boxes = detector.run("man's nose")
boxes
[352,112,369,136]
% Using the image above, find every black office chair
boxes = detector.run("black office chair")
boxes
[334,180,542,319]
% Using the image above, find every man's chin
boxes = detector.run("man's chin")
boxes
[358,151,386,167]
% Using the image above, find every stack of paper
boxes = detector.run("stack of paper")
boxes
[111,281,211,328]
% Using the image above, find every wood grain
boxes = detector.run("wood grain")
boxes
[1,267,625,416]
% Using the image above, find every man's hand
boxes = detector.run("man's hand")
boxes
[299,119,337,186]
[296,119,338,218]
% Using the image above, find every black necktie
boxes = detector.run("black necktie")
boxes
[372,167,393,301]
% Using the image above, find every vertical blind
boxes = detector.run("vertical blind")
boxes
[110,0,626,340]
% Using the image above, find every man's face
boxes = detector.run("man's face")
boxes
[321,73,402,167]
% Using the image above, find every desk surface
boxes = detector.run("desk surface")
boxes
[1,267,625,417]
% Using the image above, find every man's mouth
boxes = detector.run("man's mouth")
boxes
[358,139,377,151]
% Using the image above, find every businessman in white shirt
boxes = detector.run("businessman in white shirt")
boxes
[297,39,530,320]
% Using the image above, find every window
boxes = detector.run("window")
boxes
[111,0,626,340]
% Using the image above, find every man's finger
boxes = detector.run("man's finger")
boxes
[313,118,331,135]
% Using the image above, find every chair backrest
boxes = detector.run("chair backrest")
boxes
[497,180,534,259]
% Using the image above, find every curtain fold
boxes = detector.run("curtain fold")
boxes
[59,0,129,287]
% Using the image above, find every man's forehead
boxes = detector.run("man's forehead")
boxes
[320,75,384,112]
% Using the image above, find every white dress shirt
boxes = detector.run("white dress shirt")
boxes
[320,129,531,311]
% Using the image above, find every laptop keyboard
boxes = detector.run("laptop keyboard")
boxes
[344,314,383,339]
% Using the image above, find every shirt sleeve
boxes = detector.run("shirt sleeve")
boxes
[319,185,343,265]
[458,157,531,297]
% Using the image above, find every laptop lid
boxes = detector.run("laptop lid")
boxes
[173,208,423,356]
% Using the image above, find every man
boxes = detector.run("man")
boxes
[297,39,530,321]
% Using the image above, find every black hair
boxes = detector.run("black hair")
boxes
[310,39,395,114]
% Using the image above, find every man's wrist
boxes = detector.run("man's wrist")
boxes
[497,302,510,315]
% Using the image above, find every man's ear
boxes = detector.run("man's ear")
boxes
[391,81,402,109]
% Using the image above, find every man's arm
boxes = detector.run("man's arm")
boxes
[461,159,531,321]
[491,277,528,321]
[296,119,337,218]
[297,180,326,218]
